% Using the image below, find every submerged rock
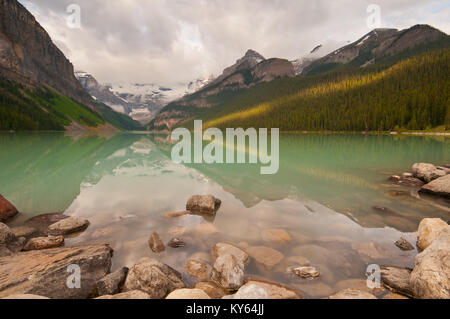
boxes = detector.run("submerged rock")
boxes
[410,226,450,299]
[166,288,211,299]
[292,266,320,279]
[186,195,221,215]
[96,267,129,296]
[395,237,415,251]
[11,226,37,239]
[123,258,185,298]
[96,290,151,299]
[244,279,302,299]
[0,195,19,222]
[261,228,292,245]
[186,259,212,281]
[380,266,414,298]
[419,174,450,199]
[417,218,448,251]
[328,288,377,299]
[148,231,165,253]
[47,216,90,236]
[24,213,69,236]
[23,236,64,251]
[195,281,227,299]
[212,242,250,265]
[211,254,244,290]
[245,246,284,270]
[168,237,186,248]
[0,244,113,299]
[389,175,424,187]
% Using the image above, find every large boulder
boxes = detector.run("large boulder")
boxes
[123,258,185,298]
[96,267,129,296]
[48,216,90,236]
[23,236,64,251]
[0,244,113,299]
[211,254,244,290]
[419,174,450,199]
[417,218,448,251]
[0,195,19,222]
[410,226,450,299]
[166,288,211,299]
[380,266,414,298]
[186,195,221,215]
[412,163,447,183]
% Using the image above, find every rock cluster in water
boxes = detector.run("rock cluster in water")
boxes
[0,192,449,299]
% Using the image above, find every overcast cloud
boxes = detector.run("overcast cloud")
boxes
[19,0,450,86]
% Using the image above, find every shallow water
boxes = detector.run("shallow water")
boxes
[0,132,449,298]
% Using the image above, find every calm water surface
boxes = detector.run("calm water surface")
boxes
[0,132,448,298]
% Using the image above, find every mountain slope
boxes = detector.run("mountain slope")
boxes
[0,0,141,131]
[303,25,448,76]
[150,50,295,130]
[179,48,449,132]
[151,24,449,132]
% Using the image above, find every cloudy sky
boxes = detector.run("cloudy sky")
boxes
[20,0,450,86]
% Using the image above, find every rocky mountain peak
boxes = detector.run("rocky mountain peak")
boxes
[0,0,93,108]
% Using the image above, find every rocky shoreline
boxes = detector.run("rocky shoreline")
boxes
[0,179,449,299]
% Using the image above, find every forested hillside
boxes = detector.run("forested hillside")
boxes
[176,49,449,132]
[0,80,142,131]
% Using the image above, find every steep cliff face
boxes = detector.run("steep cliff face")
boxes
[0,0,93,108]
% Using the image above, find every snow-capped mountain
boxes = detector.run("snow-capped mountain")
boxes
[185,76,215,95]
[291,44,327,75]
[76,72,214,124]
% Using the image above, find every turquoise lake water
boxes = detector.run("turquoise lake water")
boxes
[0,132,448,298]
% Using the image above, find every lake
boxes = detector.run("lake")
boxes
[0,132,448,298]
